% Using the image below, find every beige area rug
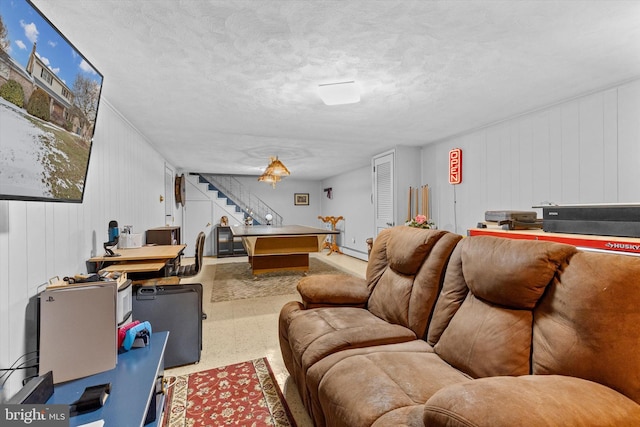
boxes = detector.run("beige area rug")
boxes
[209,258,353,303]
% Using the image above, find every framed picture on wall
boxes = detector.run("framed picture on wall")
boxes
[294,193,309,206]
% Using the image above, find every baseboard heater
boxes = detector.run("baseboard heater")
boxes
[538,204,640,238]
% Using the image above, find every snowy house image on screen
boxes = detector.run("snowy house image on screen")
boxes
[0,0,103,202]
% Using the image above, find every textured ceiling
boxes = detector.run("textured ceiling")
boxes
[31,1,640,180]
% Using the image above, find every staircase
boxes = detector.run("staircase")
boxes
[197,174,283,226]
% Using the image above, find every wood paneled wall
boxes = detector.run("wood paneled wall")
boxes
[0,99,177,399]
[421,79,640,234]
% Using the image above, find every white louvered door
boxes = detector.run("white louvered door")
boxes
[373,151,394,237]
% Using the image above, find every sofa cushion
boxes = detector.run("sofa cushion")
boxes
[297,274,370,309]
[424,375,640,427]
[318,352,471,427]
[427,243,467,345]
[288,307,417,372]
[368,229,462,337]
[434,294,534,377]
[461,236,576,309]
[430,236,577,378]
[279,302,418,416]
[533,251,640,405]
[307,340,434,427]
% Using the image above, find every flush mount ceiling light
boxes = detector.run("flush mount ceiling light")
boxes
[318,81,360,106]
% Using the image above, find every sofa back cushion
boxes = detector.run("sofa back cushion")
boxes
[533,251,640,404]
[366,227,462,338]
[429,236,576,378]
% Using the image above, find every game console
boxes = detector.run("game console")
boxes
[39,283,117,383]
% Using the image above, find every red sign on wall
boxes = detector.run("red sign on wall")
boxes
[449,148,462,185]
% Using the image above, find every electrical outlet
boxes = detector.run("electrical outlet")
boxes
[352,238,356,243]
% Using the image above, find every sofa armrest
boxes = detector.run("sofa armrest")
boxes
[297,274,370,308]
[423,375,640,427]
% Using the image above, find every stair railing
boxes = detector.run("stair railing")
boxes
[199,174,283,226]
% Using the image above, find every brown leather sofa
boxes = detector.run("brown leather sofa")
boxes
[279,227,640,426]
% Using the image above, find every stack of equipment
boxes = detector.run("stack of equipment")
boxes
[540,204,640,238]
[484,210,543,230]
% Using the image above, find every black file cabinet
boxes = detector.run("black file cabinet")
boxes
[216,226,247,257]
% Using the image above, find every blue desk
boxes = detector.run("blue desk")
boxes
[47,331,168,427]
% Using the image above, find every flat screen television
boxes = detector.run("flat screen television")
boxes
[0,0,103,203]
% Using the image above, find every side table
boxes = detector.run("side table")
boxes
[47,331,169,427]
[318,216,344,255]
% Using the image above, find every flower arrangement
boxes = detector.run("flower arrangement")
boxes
[406,214,436,229]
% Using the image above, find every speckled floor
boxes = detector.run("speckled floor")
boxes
[168,252,368,426]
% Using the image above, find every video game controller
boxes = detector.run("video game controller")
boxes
[117,321,141,348]
[122,321,152,351]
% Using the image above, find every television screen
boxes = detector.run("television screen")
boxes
[0,0,103,203]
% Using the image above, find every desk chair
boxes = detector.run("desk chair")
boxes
[177,232,205,277]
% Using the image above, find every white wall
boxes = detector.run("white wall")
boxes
[236,171,374,260]
[194,172,373,259]
[240,169,374,259]
[0,99,177,400]
[234,176,323,226]
[321,165,373,260]
[422,79,640,234]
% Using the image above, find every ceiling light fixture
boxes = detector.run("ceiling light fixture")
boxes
[258,156,290,188]
[318,81,360,106]
[264,156,290,177]
[258,173,281,188]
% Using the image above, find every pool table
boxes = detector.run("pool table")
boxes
[231,225,339,275]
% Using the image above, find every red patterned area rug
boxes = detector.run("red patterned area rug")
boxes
[162,358,297,427]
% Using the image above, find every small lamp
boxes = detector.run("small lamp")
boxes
[265,213,273,226]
